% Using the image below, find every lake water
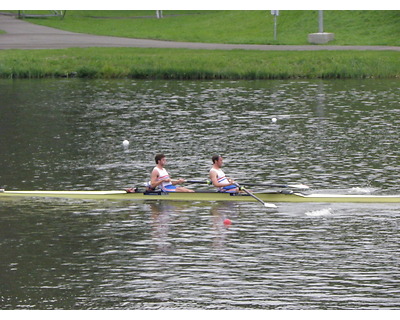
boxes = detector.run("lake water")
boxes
[0,78,399,309]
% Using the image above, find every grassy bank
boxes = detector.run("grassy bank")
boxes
[1,11,399,80]
[14,10,400,46]
[0,48,399,79]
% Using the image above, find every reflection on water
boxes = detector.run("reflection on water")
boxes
[2,198,399,309]
[149,201,236,254]
[1,79,400,309]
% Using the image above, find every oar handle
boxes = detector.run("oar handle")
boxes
[186,180,212,185]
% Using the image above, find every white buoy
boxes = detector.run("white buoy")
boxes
[271,117,277,123]
[122,140,129,147]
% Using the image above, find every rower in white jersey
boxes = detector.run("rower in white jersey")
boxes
[209,155,240,193]
[150,154,194,192]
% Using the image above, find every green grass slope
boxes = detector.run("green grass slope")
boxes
[12,10,400,46]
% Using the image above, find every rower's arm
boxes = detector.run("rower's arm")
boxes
[210,170,234,187]
[150,169,159,188]
[171,178,185,185]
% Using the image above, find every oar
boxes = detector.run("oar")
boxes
[186,180,309,190]
[186,180,212,185]
[186,180,276,208]
[234,183,277,208]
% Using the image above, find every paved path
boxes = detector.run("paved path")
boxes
[1,14,399,51]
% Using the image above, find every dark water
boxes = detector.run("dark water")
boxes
[0,79,399,309]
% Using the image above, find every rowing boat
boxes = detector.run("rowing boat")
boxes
[1,189,400,203]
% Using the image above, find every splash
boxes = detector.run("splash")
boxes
[349,187,377,194]
[305,208,333,216]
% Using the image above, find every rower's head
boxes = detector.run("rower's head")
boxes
[155,153,166,165]
[212,155,223,167]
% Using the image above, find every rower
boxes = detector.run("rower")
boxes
[150,154,194,193]
[209,155,240,193]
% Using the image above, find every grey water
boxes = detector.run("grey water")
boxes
[0,78,399,309]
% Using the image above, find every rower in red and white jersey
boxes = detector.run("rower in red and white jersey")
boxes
[209,155,240,193]
[150,154,193,192]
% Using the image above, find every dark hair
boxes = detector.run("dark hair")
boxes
[155,153,165,164]
[212,155,221,163]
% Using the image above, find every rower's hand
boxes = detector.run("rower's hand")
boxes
[176,178,186,184]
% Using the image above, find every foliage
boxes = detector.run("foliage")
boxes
[1,48,399,79]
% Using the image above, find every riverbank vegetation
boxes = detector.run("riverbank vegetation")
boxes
[1,48,399,79]
[0,10,399,79]
[7,10,400,46]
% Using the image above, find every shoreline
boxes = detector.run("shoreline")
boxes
[1,47,399,80]
[0,14,399,80]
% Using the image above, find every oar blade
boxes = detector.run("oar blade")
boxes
[287,184,310,190]
[238,184,277,209]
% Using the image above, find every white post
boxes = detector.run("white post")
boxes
[318,10,324,33]
[308,10,334,44]
[271,11,279,41]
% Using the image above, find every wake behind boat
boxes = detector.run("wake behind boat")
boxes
[1,188,400,203]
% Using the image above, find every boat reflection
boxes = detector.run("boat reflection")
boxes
[148,201,240,253]
[149,201,176,253]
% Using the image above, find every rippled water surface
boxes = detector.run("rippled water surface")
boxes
[0,79,399,309]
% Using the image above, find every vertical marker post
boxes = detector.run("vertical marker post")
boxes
[271,10,279,41]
